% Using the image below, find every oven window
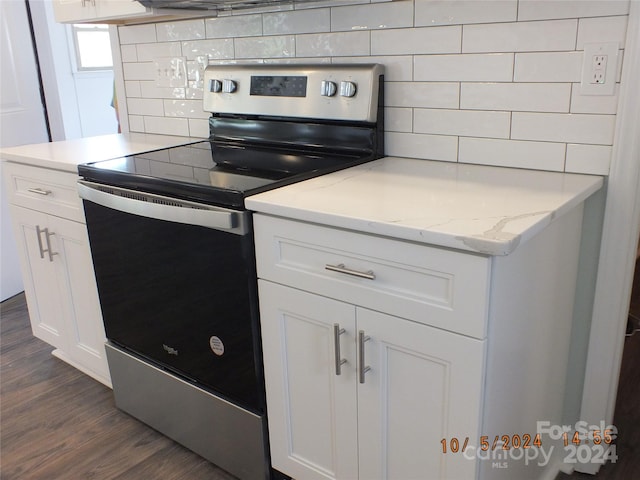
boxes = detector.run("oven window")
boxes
[83,200,264,413]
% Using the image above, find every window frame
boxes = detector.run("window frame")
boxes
[69,23,113,72]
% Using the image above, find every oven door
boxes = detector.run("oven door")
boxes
[77,181,264,413]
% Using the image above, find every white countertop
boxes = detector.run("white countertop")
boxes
[246,157,603,256]
[0,133,202,173]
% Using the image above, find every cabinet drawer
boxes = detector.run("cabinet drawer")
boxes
[3,162,84,222]
[254,215,490,339]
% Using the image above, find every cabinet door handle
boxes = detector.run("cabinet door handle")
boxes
[358,330,371,384]
[333,324,347,375]
[43,228,58,262]
[35,225,46,259]
[36,226,58,262]
[27,187,51,196]
[325,263,375,280]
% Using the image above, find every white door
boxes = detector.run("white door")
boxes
[8,206,67,349]
[356,307,485,480]
[1,0,50,301]
[258,280,359,480]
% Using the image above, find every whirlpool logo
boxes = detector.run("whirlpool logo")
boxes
[163,344,179,356]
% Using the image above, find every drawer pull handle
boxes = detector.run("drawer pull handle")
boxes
[358,330,371,384]
[333,324,347,376]
[325,263,375,280]
[27,187,52,196]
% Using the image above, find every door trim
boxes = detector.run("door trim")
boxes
[577,2,640,474]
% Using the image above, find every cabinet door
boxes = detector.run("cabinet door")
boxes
[258,280,359,480]
[356,308,485,480]
[48,213,109,380]
[10,206,67,349]
[53,0,97,23]
[53,0,148,23]
[96,0,148,21]
[10,205,109,380]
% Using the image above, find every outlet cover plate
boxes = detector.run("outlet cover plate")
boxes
[581,42,618,96]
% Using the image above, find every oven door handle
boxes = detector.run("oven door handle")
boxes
[77,180,248,235]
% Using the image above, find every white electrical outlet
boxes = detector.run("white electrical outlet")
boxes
[581,43,618,95]
[154,57,187,88]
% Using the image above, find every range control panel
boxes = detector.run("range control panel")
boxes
[203,64,383,123]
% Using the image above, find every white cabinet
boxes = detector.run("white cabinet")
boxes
[254,207,586,480]
[52,0,210,24]
[259,281,484,480]
[53,0,148,23]
[3,161,110,385]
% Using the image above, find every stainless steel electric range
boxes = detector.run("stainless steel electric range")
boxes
[77,64,384,480]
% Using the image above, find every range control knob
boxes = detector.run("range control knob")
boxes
[320,80,337,97]
[222,79,237,93]
[209,79,222,93]
[340,81,357,97]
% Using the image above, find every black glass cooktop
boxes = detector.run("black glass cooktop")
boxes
[78,140,364,209]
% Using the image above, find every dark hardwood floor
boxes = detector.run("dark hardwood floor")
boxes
[3,279,639,480]
[0,293,237,480]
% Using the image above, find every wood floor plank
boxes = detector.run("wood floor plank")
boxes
[0,293,238,480]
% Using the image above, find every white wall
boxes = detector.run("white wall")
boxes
[115,0,629,175]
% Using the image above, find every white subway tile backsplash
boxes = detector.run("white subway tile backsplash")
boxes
[139,81,186,99]
[128,115,145,132]
[385,107,412,132]
[514,51,583,82]
[182,39,235,61]
[123,62,156,81]
[415,0,517,26]
[120,45,138,63]
[386,132,458,162]
[511,112,616,145]
[156,19,206,42]
[565,144,612,175]
[386,82,459,109]
[144,116,190,136]
[186,84,204,100]
[415,53,514,82]
[205,14,263,38]
[462,19,577,53]
[115,1,629,175]
[164,99,209,119]
[459,137,566,171]
[296,31,369,57]
[577,16,628,49]
[460,83,570,112]
[235,35,296,58]
[118,24,157,45]
[264,9,330,35]
[340,56,412,81]
[127,98,165,116]
[518,0,629,21]
[189,119,210,138]
[570,83,619,114]
[371,26,461,55]
[124,81,142,98]
[331,1,413,32]
[136,42,183,62]
[414,108,511,138]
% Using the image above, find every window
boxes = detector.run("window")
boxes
[71,24,113,70]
